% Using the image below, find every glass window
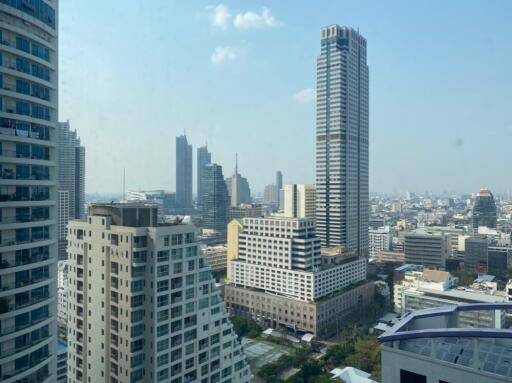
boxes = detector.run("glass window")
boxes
[16,37,30,52]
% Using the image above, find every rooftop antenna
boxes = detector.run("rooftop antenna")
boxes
[123,167,126,201]
[235,153,238,175]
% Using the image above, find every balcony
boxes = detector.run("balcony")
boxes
[0,171,49,181]
[0,125,50,141]
[0,149,50,161]
[0,236,50,249]
[0,333,51,358]
[0,252,50,269]
[0,193,50,202]
[0,214,50,224]
[0,315,50,337]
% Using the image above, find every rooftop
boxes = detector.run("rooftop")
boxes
[379,303,512,380]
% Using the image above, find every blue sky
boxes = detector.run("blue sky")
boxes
[59,0,512,195]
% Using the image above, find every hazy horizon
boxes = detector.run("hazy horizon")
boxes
[60,1,512,195]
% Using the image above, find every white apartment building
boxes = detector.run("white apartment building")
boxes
[230,217,366,302]
[66,203,250,383]
[283,184,316,219]
[368,226,391,259]
[57,259,70,331]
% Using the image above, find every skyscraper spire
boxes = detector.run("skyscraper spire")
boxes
[235,152,239,175]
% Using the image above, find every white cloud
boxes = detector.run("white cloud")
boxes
[234,7,278,29]
[207,4,231,29]
[211,46,237,65]
[293,88,316,104]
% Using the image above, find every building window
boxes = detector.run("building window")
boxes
[400,369,426,383]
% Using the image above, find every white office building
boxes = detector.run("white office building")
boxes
[230,217,366,302]
[66,202,251,383]
[226,217,371,338]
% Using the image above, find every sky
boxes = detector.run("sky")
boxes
[59,0,512,196]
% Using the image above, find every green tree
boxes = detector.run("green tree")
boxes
[230,316,262,339]
[452,271,477,287]
[343,337,381,379]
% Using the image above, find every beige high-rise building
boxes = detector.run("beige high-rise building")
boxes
[283,184,316,219]
[66,202,250,383]
[226,219,243,282]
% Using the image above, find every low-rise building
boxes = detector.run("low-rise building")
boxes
[204,244,228,272]
[394,268,507,328]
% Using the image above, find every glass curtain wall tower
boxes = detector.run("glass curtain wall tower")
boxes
[315,25,369,256]
[196,145,211,209]
[0,1,58,382]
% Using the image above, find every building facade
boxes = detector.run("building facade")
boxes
[175,135,192,208]
[202,164,230,233]
[283,184,316,219]
[203,244,227,273]
[472,189,497,230]
[464,236,488,273]
[263,183,278,208]
[65,202,251,383]
[196,145,211,209]
[225,217,369,338]
[57,120,84,260]
[369,226,391,259]
[315,25,369,256]
[225,156,251,208]
[404,232,449,269]
[275,170,282,209]
[0,1,58,382]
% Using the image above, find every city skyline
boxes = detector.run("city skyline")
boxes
[60,1,512,195]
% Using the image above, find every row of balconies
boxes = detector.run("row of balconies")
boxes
[0,251,49,270]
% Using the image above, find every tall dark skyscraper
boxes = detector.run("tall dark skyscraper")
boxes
[276,170,283,208]
[203,163,230,231]
[315,25,369,256]
[472,189,497,230]
[175,134,192,208]
[197,145,211,208]
[57,121,85,260]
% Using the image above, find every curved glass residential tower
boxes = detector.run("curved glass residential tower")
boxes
[0,1,58,382]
